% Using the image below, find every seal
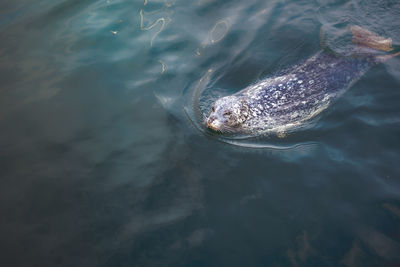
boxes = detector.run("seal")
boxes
[205,26,400,135]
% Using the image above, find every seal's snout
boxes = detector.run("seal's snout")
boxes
[206,116,221,131]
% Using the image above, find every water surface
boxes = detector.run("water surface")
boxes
[1,0,400,266]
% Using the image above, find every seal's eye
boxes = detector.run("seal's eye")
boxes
[223,111,232,116]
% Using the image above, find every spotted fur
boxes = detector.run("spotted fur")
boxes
[206,51,376,135]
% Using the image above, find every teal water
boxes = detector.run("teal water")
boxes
[1,0,400,266]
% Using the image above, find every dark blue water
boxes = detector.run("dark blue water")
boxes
[1,0,400,266]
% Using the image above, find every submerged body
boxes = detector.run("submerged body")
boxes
[205,26,398,135]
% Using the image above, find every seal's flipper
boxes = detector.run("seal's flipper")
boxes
[375,50,400,63]
[350,25,393,52]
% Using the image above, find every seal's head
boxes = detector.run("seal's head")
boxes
[206,96,249,133]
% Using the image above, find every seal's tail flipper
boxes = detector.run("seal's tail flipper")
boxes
[350,25,393,52]
[350,25,400,62]
[375,50,400,63]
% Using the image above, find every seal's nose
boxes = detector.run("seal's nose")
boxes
[206,116,214,127]
[206,116,220,131]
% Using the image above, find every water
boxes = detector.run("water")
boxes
[1,0,400,266]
